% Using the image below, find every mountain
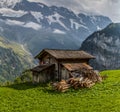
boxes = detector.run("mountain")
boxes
[80,23,120,70]
[0,36,34,82]
[0,0,112,81]
[0,0,112,55]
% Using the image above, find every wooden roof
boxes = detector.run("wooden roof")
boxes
[35,49,95,60]
[62,63,93,72]
[31,64,54,73]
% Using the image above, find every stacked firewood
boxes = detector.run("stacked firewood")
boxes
[76,69,102,83]
[52,80,71,92]
[67,77,95,89]
[51,69,103,92]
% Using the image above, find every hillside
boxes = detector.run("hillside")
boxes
[0,36,34,82]
[0,70,120,112]
[80,23,120,70]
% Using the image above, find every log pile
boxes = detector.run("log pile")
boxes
[67,78,95,89]
[52,80,71,92]
[51,69,103,92]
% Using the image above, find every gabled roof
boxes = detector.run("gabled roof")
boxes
[62,63,93,72]
[35,49,95,60]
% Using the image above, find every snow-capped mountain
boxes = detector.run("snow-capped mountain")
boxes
[0,0,112,55]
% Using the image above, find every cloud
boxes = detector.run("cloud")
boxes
[28,0,120,22]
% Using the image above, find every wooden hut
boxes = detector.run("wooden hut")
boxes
[31,49,95,83]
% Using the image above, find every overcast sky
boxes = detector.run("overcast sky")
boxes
[28,0,120,22]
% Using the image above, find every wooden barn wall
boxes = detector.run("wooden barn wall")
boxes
[38,53,59,81]
[32,66,55,83]
[61,67,70,80]
[39,54,56,65]
[32,72,39,83]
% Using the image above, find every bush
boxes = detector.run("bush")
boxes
[20,70,32,83]
[14,77,21,84]
[13,70,32,84]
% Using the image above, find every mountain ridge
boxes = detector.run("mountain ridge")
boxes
[80,23,120,70]
[0,0,112,56]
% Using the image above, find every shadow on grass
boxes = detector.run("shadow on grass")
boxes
[6,82,49,90]
[6,82,68,94]
[6,82,86,94]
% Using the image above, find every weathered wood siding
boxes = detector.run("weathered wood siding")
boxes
[39,54,57,65]
[32,66,55,83]
[38,54,59,81]
[61,67,70,80]
[32,73,39,83]
[57,59,90,80]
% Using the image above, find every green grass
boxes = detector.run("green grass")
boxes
[0,70,120,112]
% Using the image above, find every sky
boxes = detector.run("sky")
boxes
[28,0,120,22]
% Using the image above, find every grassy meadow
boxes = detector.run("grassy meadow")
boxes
[0,70,120,112]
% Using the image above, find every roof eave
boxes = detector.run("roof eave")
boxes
[34,49,46,59]
[57,57,95,60]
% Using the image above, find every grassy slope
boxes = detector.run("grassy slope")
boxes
[0,36,35,82]
[0,70,120,112]
[0,36,33,65]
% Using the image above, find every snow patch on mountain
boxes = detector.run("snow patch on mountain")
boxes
[97,26,101,30]
[53,29,66,34]
[0,8,27,17]
[31,11,43,22]
[24,22,41,30]
[0,0,22,8]
[90,16,97,22]
[47,13,69,30]
[38,3,45,8]
[70,19,88,30]
[6,19,41,30]
[6,19,24,26]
